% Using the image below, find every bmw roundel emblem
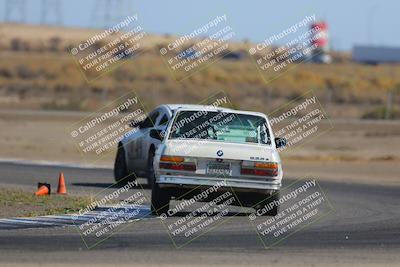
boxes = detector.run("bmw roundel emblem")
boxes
[217,150,223,157]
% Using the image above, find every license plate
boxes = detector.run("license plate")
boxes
[207,162,231,177]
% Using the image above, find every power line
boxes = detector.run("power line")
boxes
[4,0,27,23]
[91,0,134,28]
[41,0,63,26]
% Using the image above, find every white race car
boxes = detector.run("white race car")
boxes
[114,104,286,216]
[114,104,173,185]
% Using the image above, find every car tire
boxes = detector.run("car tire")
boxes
[256,191,280,216]
[114,143,135,184]
[151,182,170,216]
[149,152,170,215]
[146,148,155,186]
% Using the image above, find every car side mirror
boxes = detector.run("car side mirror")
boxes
[129,120,142,128]
[150,129,164,141]
[275,137,287,148]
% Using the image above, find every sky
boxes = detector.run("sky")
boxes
[0,0,399,51]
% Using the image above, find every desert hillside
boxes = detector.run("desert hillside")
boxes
[0,23,399,119]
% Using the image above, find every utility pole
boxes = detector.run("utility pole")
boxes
[385,83,400,120]
[41,0,63,26]
[4,0,27,23]
[367,5,379,45]
[91,0,133,28]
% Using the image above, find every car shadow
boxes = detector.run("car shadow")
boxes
[170,211,252,217]
[72,181,152,189]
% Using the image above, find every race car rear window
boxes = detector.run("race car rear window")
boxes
[169,110,271,145]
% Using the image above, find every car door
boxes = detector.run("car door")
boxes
[127,109,161,172]
[139,109,173,167]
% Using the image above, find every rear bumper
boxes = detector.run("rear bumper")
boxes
[156,175,281,192]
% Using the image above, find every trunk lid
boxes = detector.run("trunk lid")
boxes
[164,139,274,162]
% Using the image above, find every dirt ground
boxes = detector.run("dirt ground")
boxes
[0,187,91,218]
[0,109,399,186]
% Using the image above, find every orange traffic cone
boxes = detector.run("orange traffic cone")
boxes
[35,183,50,196]
[57,172,67,194]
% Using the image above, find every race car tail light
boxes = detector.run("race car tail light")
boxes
[159,155,196,171]
[160,155,184,163]
[240,161,278,177]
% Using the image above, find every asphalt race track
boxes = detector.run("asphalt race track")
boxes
[0,161,399,266]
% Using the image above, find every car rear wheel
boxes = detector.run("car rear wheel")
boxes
[255,191,280,216]
[151,181,170,216]
[114,144,135,184]
[146,148,155,186]
[149,151,170,215]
